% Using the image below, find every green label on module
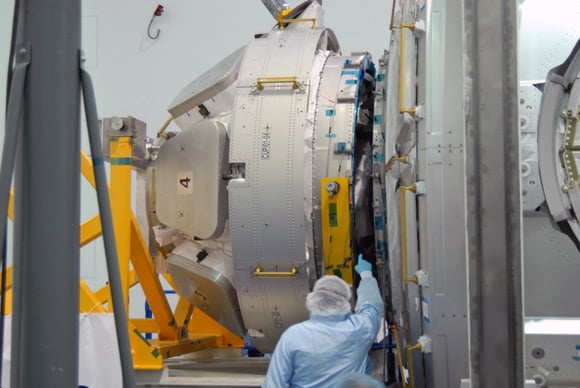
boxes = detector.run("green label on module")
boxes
[329,203,338,227]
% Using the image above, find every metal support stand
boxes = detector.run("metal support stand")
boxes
[463,0,524,387]
[10,1,81,386]
[1,1,138,386]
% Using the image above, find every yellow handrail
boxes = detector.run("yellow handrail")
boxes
[253,265,299,278]
[391,326,408,387]
[406,341,422,388]
[400,183,418,284]
[278,17,316,30]
[256,76,301,91]
[399,23,417,115]
[156,116,173,139]
[385,155,408,173]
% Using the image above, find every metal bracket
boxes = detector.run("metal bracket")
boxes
[325,180,340,199]
[414,269,429,287]
[415,180,427,195]
[418,335,432,353]
[414,104,425,120]
[15,42,32,66]
[102,116,147,139]
[413,19,426,37]
[101,116,149,170]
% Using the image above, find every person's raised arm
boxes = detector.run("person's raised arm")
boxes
[354,254,384,333]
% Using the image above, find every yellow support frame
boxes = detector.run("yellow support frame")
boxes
[188,308,245,349]
[80,279,106,313]
[7,187,13,220]
[101,135,243,366]
[3,147,244,371]
[320,177,353,284]
[129,212,177,340]
[110,137,133,310]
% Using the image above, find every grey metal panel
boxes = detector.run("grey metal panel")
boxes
[11,0,81,386]
[166,254,245,336]
[463,0,524,386]
[156,120,229,240]
[168,46,245,119]
[168,47,245,132]
[313,55,358,173]
[519,85,545,213]
[418,150,468,388]
[525,331,580,385]
[416,0,470,386]
[229,87,311,351]
[229,92,307,263]
[229,27,329,352]
[235,274,310,352]
[523,214,580,317]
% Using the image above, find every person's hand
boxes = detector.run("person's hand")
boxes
[355,254,372,274]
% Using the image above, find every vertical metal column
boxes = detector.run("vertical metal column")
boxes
[11,0,81,386]
[463,0,523,387]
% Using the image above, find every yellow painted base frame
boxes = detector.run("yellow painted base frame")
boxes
[4,148,244,371]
